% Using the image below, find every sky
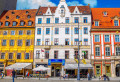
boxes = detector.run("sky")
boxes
[16,0,120,10]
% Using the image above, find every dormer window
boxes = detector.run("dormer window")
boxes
[12,21,17,26]
[28,21,32,26]
[26,11,29,14]
[12,12,15,14]
[103,11,107,16]
[5,21,9,26]
[16,16,20,19]
[95,21,99,26]
[48,12,49,14]
[76,11,77,13]
[61,10,64,14]
[6,16,9,19]
[20,21,24,26]
[114,20,118,26]
[27,15,31,19]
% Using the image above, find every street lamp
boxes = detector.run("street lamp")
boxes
[77,22,81,80]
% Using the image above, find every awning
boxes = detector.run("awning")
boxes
[33,65,50,71]
[64,64,93,69]
[5,63,32,70]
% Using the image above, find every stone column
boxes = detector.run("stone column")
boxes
[111,60,116,77]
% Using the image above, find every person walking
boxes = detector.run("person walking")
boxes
[103,74,106,81]
[87,72,90,81]
[12,69,16,82]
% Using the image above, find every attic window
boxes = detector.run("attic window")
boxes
[6,16,9,19]
[76,11,77,13]
[16,16,20,19]
[12,12,15,14]
[20,21,25,26]
[103,11,107,16]
[26,11,29,14]
[27,15,31,19]
[61,5,64,8]
[48,12,49,14]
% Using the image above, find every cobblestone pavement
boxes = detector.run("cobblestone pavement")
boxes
[0,77,120,82]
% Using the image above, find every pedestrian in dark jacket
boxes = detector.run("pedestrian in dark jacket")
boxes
[12,69,16,82]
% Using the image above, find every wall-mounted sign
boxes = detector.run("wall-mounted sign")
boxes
[48,59,65,66]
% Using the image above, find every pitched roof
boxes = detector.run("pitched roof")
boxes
[0,9,37,28]
[36,6,90,15]
[91,8,120,29]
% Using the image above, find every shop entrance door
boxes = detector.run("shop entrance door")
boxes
[95,65,101,77]
[106,65,111,77]
[116,64,120,77]
[51,64,62,77]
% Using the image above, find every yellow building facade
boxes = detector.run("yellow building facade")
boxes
[0,9,37,75]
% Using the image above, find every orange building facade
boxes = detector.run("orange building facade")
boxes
[91,8,120,77]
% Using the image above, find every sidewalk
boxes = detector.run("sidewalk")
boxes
[2,76,120,81]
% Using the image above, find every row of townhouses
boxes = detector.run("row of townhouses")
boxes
[0,0,120,78]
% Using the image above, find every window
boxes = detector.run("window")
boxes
[95,35,99,42]
[65,27,69,34]
[84,27,88,34]
[27,30,31,35]
[65,17,69,23]
[74,39,78,45]
[46,18,50,24]
[83,17,88,23]
[25,53,29,59]
[116,47,120,56]
[27,15,31,18]
[114,20,118,26]
[65,39,69,45]
[5,21,9,26]
[2,40,6,46]
[105,47,110,56]
[38,18,42,24]
[26,40,30,46]
[13,22,17,26]
[45,51,49,59]
[20,21,24,26]
[74,28,79,34]
[54,38,59,45]
[95,21,99,26]
[9,53,13,59]
[95,47,100,56]
[74,17,79,23]
[37,28,41,34]
[55,28,59,34]
[115,35,119,42]
[0,22,2,26]
[16,16,20,19]
[74,51,78,59]
[37,39,41,45]
[11,31,15,35]
[105,35,109,42]
[18,40,22,46]
[36,51,40,59]
[61,10,64,14]
[54,51,58,59]
[10,40,14,46]
[3,31,7,35]
[55,18,59,23]
[17,53,21,59]
[65,51,69,59]
[28,21,32,26]
[83,51,88,59]
[1,53,5,59]
[46,28,50,34]
[45,39,49,45]
[103,12,107,16]
[19,30,23,35]
[83,38,88,45]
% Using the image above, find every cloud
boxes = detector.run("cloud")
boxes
[17,0,56,10]
[67,1,83,6]
[83,0,97,7]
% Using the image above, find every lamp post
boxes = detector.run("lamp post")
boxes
[77,21,81,80]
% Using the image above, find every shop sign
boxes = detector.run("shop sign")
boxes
[48,59,65,66]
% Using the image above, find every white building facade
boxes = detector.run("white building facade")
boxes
[34,0,92,77]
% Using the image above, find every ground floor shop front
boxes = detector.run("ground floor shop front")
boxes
[92,60,120,77]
